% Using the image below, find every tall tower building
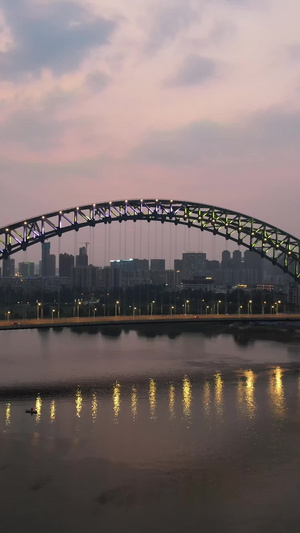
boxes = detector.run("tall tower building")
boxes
[2,257,15,277]
[182,252,206,280]
[41,242,56,276]
[76,247,88,267]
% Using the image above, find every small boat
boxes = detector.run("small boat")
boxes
[25,408,37,414]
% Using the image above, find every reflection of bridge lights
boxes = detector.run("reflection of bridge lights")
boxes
[35,394,42,423]
[113,382,121,422]
[203,382,210,416]
[149,378,156,420]
[75,388,83,418]
[5,403,11,427]
[169,384,175,419]
[131,386,138,421]
[237,370,256,418]
[50,400,56,422]
[91,393,97,422]
[245,370,256,417]
[214,372,223,415]
[182,375,192,421]
[269,366,285,417]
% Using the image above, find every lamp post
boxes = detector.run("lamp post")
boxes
[133,306,137,316]
[271,305,274,314]
[170,306,175,316]
[201,299,204,314]
[36,302,41,320]
[150,300,155,316]
[77,301,81,318]
[217,300,221,315]
[115,301,120,317]
[206,305,209,315]
[275,300,281,314]
[239,305,243,316]
[262,300,266,315]
[184,300,190,315]
[6,311,10,323]
[51,308,55,321]
[248,300,252,315]
[93,307,97,319]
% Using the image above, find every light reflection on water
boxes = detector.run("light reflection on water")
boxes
[0,366,295,428]
[169,383,175,419]
[75,388,83,418]
[91,393,97,422]
[131,386,137,421]
[214,372,223,416]
[113,381,121,422]
[149,378,156,420]
[269,366,286,417]
[50,399,56,422]
[182,375,192,421]
[35,394,42,423]
[5,402,10,427]
[237,370,256,419]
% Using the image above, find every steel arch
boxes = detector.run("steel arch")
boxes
[0,199,299,280]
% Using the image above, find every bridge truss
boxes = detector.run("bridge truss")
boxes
[0,199,299,280]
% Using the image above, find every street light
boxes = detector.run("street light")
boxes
[77,300,82,318]
[150,300,155,316]
[6,311,10,323]
[51,308,55,321]
[170,306,175,316]
[184,300,190,315]
[262,301,267,315]
[217,300,221,315]
[239,305,243,316]
[93,307,97,319]
[276,300,281,314]
[133,306,137,316]
[36,302,41,319]
[206,305,209,315]
[115,301,120,316]
[248,300,252,315]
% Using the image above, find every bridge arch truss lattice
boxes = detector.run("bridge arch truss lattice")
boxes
[0,199,299,281]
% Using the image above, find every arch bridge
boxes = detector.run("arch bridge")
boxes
[0,199,299,281]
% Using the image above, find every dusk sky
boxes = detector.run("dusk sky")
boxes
[0,0,300,239]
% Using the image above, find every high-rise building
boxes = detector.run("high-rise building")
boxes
[150,259,165,271]
[41,242,50,276]
[18,262,34,278]
[59,253,74,277]
[41,242,56,277]
[150,259,166,285]
[182,252,206,281]
[76,247,88,267]
[2,257,15,277]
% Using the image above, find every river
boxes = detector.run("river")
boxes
[0,323,300,532]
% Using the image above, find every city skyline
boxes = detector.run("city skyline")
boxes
[0,0,300,240]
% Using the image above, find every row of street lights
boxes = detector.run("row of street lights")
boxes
[5,299,284,321]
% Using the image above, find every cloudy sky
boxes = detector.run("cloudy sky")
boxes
[0,0,299,237]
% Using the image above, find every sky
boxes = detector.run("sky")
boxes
[0,0,300,253]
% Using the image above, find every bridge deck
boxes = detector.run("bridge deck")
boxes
[0,314,299,330]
